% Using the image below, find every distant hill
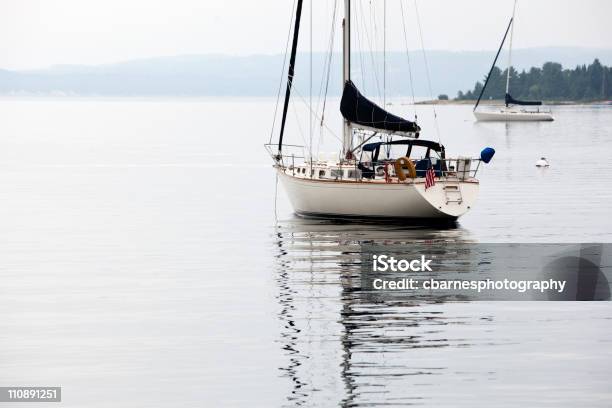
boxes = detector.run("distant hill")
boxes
[1,47,611,97]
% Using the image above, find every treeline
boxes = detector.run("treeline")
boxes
[457,59,611,101]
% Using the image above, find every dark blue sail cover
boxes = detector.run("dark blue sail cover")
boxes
[505,93,542,106]
[340,80,420,134]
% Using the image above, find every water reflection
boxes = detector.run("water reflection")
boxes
[273,216,483,407]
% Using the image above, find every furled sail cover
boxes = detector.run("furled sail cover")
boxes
[340,80,420,134]
[505,93,542,106]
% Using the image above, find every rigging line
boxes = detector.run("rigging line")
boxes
[383,0,386,107]
[313,8,328,111]
[505,0,518,97]
[269,0,297,144]
[474,16,513,111]
[314,0,338,124]
[399,0,417,119]
[369,0,383,104]
[293,86,342,143]
[315,0,338,160]
[413,0,442,144]
[291,98,309,149]
[310,0,331,158]
[359,0,382,101]
[277,0,304,154]
[353,0,367,93]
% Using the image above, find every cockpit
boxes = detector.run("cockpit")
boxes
[357,139,447,179]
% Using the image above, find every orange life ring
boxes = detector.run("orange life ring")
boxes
[394,157,416,181]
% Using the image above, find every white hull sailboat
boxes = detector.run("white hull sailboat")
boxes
[277,169,479,219]
[267,0,494,221]
[473,0,554,122]
[474,108,553,122]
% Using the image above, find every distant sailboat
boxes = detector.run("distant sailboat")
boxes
[266,0,495,221]
[473,0,554,122]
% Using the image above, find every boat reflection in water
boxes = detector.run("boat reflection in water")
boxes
[273,217,611,406]
[273,216,481,407]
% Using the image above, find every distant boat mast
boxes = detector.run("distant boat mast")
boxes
[505,0,517,99]
[473,17,514,111]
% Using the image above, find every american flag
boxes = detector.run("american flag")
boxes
[425,166,436,190]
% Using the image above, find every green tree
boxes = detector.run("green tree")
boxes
[456,59,611,102]
[541,62,564,99]
[588,59,604,99]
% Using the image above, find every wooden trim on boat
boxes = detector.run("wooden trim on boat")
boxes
[277,169,479,185]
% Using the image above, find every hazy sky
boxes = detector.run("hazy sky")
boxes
[1,0,610,70]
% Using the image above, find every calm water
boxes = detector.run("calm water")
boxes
[0,98,611,407]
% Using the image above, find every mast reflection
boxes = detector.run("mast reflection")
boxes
[273,216,474,407]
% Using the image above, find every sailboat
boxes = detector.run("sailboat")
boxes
[266,0,494,221]
[473,0,554,122]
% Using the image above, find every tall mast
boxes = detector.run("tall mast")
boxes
[473,17,514,111]
[277,0,304,157]
[383,0,386,108]
[342,0,352,158]
[505,0,517,105]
